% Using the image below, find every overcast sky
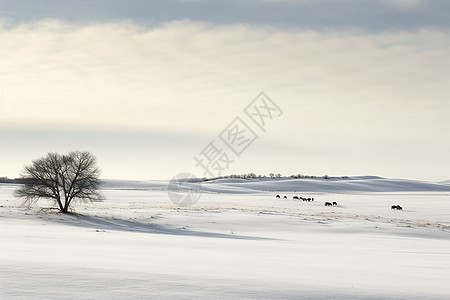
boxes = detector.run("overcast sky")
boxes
[1,0,449,181]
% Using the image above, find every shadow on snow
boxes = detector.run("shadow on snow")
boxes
[46,212,275,241]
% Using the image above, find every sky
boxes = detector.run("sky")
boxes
[0,0,449,181]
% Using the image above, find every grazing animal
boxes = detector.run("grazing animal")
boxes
[307,198,311,202]
[391,205,403,210]
[276,195,281,199]
[311,198,314,201]
[283,196,287,199]
[332,202,337,206]
[325,202,332,206]
[293,196,299,200]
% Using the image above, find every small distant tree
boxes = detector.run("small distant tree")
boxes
[14,151,103,213]
[269,173,274,178]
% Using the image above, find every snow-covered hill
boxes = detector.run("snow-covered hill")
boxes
[101,176,450,193]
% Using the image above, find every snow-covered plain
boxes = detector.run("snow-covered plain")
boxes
[1,177,450,299]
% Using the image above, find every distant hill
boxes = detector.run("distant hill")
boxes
[100,176,450,193]
[5,176,449,192]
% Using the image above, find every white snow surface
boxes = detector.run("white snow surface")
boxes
[103,176,450,193]
[1,177,450,299]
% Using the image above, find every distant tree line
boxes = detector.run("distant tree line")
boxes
[201,173,350,181]
[0,177,38,184]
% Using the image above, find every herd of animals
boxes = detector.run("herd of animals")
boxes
[275,194,403,210]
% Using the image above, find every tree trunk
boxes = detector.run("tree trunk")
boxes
[61,199,69,213]
[56,197,65,212]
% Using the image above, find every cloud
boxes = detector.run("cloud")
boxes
[1,20,448,130]
[382,0,425,10]
[1,0,449,30]
[1,20,449,180]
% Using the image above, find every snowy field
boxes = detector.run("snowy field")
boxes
[1,177,450,299]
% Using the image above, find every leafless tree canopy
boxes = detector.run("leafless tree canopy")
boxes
[14,151,103,213]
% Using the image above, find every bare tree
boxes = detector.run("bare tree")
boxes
[14,151,103,213]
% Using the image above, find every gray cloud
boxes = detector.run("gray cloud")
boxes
[1,20,449,180]
[0,0,449,31]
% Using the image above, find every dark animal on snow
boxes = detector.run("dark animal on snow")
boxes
[396,205,403,210]
[276,195,280,199]
[283,196,287,199]
[391,205,397,210]
[332,202,337,206]
[325,202,332,206]
[293,196,299,200]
